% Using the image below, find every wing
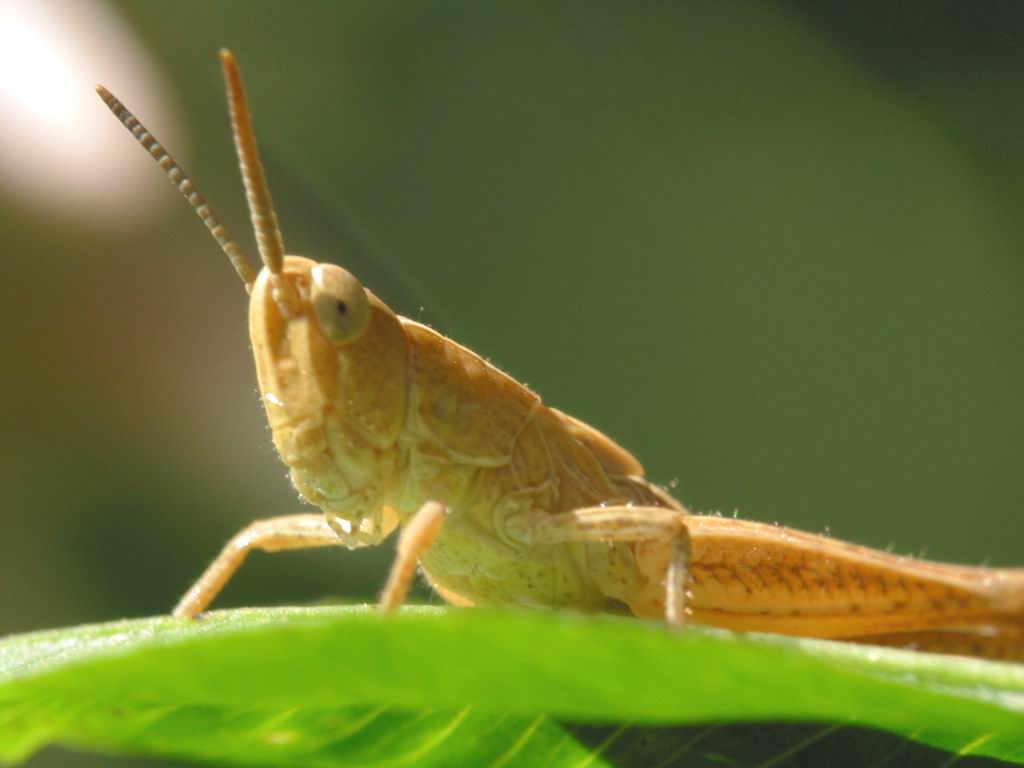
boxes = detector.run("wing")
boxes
[547,407,645,477]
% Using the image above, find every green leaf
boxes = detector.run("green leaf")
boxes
[1,607,1023,766]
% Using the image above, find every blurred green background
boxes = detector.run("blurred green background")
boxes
[2,1,1024,765]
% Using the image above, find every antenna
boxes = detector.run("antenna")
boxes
[220,49,286,275]
[95,84,258,291]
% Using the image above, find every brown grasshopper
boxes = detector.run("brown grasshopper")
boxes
[98,51,1024,661]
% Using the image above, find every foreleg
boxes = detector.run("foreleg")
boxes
[173,513,354,618]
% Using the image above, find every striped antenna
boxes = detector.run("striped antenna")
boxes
[95,84,258,292]
[220,49,286,275]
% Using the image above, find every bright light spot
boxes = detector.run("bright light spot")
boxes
[264,731,298,746]
[0,22,76,121]
[0,0,181,223]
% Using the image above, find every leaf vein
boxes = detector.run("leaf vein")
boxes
[488,714,548,768]
[938,732,997,768]
[756,723,843,768]
[389,706,473,766]
[572,723,628,768]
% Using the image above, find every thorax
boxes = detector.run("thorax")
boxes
[384,323,680,608]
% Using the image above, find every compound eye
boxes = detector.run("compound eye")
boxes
[310,264,371,344]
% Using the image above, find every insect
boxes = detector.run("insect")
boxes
[98,51,1024,661]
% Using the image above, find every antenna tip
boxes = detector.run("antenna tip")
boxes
[95,84,118,112]
[220,48,236,64]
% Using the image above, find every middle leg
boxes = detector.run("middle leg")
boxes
[379,501,448,614]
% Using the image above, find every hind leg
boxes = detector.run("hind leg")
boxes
[520,506,692,628]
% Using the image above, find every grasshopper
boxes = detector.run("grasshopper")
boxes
[98,51,1024,660]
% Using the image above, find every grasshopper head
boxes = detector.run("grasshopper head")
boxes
[213,45,410,539]
[96,51,409,543]
[211,49,411,540]
[249,257,408,538]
